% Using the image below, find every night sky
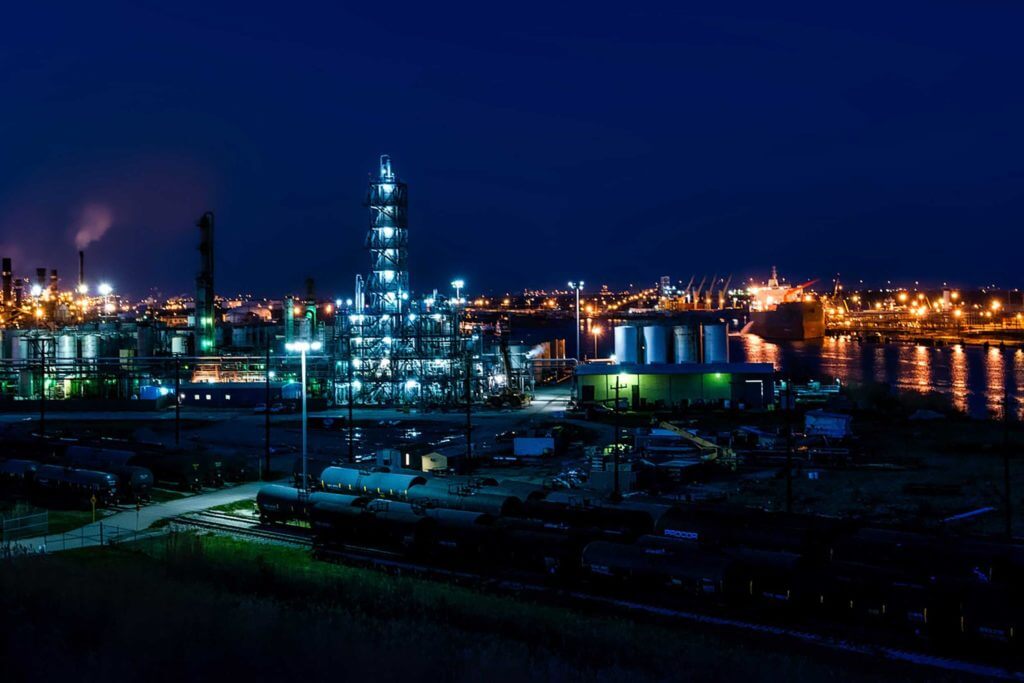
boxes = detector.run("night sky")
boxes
[1,2,1022,298]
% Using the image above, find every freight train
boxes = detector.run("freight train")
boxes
[257,473,1024,656]
[0,460,121,508]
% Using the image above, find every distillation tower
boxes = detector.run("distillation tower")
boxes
[339,156,467,406]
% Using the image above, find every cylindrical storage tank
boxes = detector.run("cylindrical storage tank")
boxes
[57,334,76,362]
[82,334,100,359]
[643,326,667,364]
[702,324,728,363]
[672,325,698,363]
[613,325,638,364]
[170,336,187,356]
[136,327,155,357]
[11,336,26,361]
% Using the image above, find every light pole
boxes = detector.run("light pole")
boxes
[286,340,321,493]
[451,279,465,305]
[98,282,113,318]
[569,281,584,360]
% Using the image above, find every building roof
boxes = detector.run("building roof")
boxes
[575,362,775,377]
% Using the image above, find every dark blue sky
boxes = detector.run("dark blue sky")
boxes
[1,2,1022,298]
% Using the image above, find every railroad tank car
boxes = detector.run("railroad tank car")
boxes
[64,447,153,502]
[829,528,1024,586]
[33,464,119,507]
[491,480,549,502]
[521,498,654,538]
[655,504,850,554]
[129,452,204,491]
[406,483,523,516]
[419,508,495,564]
[581,540,733,597]
[0,459,39,492]
[311,496,432,554]
[257,484,309,523]
[319,466,428,500]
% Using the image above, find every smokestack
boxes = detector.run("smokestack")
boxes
[49,269,59,295]
[2,258,11,306]
[78,251,85,291]
[35,268,46,291]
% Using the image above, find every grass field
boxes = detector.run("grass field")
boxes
[0,532,966,681]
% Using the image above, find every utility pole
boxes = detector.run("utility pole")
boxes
[38,339,46,440]
[347,348,355,464]
[464,350,472,471]
[174,356,181,447]
[786,375,794,514]
[611,374,623,502]
[264,345,271,479]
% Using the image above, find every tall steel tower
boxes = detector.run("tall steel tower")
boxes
[195,211,216,354]
[365,155,408,313]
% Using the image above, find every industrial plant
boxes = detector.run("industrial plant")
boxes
[0,156,537,410]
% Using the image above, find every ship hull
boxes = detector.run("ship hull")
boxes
[749,301,824,341]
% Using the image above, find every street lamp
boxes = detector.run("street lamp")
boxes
[451,279,465,304]
[285,340,322,493]
[568,281,584,360]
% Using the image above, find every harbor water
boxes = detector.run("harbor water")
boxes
[510,318,1023,419]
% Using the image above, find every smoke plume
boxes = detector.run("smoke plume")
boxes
[74,203,114,250]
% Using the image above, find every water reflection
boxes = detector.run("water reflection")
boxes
[732,335,1024,419]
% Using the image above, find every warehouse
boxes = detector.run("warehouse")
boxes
[574,362,775,410]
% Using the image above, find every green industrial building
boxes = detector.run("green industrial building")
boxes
[574,362,776,410]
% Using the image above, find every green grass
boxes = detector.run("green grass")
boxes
[148,488,188,503]
[46,509,101,534]
[208,498,257,516]
[0,532,963,682]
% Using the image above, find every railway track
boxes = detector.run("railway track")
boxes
[171,514,313,546]
[167,515,1024,681]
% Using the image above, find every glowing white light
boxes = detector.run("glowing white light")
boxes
[408,313,416,322]
[335,299,343,307]
[285,341,322,352]
[383,270,396,282]
[381,227,394,239]
[352,380,362,391]
[450,279,464,289]
[405,379,419,391]
[30,284,42,297]
[77,284,89,295]
[382,336,392,345]
[98,283,113,296]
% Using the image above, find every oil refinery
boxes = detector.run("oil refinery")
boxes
[0,156,535,409]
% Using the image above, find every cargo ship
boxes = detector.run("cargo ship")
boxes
[746,267,825,341]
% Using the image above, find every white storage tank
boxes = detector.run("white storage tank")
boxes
[643,325,667,364]
[672,325,698,363]
[613,325,638,364]
[702,324,729,363]
[57,334,76,361]
[170,336,188,356]
[82,334,100,359]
